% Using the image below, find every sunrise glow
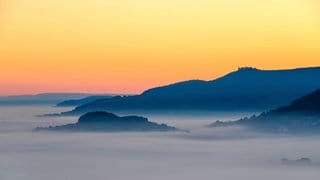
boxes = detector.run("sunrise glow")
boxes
[1,0,319,95]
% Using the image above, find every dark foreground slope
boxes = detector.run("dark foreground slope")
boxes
[211,89,320,134]
[59,67,320,115]
[37,112,176,132]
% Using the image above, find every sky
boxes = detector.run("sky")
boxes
[0,0,319,95]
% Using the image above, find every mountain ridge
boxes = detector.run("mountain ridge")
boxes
[48,66,320,116]
[56,95,113,107]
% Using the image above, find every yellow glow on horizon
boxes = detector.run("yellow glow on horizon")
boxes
[0,0,319,95]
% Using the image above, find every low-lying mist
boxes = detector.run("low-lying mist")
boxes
[0,106,319,180]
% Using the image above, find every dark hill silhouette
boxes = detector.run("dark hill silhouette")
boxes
[210,89,320,134]
[56,95,113,107]
[275,89,320,113]
[36,112,176,132]
[52,66,320,116]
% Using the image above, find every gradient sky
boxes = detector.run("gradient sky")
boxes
[0,0,319,95]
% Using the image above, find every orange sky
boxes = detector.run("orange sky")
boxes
[0,0,319,95]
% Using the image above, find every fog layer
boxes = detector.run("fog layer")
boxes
[0,106,319,180]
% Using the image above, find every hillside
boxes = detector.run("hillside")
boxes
[58,67,320,115]
[56,95,113,107]
[211,89,320,134]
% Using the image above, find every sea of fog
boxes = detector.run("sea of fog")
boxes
[0,105,320,180]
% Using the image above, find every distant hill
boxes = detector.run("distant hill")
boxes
[36,111,176,132]
[56,66,320,115]
[56,95,113,107]
[0,93,93,106]
[210,89,320,134]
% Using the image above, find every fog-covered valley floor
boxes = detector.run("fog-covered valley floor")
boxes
[0,106,319,180]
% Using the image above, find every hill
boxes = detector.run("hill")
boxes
[36,112,176,132]
[56,95,113,107]
[210,89,320,134]
[58,67,320,115]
